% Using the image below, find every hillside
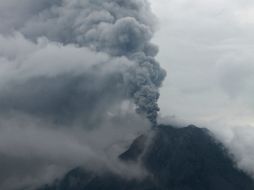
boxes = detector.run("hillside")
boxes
[38,125,254,190]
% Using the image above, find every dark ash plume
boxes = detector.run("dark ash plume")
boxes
[0,0,166,126]
[0,0,166,189]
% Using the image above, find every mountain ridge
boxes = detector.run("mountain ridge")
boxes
[38,125,254,190]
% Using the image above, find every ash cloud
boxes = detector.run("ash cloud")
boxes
[0,0,166,189]
[0,0,166,126]
[0,113,149,190]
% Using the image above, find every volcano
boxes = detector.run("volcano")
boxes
[38,125,254,190]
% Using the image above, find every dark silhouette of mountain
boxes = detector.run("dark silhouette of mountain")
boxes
[38,125,254,190]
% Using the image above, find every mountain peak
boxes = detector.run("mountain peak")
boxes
[39,125,254,190]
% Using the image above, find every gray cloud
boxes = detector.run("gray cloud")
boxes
[0,0,166,126]
[0,113,149,190]
[0,0,166,189]
[0,34,131,126]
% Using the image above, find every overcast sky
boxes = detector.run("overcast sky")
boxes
[149,0,254,128]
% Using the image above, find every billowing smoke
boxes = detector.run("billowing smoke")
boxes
[0,0,166,126]
[0,0,166,189]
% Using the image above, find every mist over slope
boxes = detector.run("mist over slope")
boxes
[38,125,254,190]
